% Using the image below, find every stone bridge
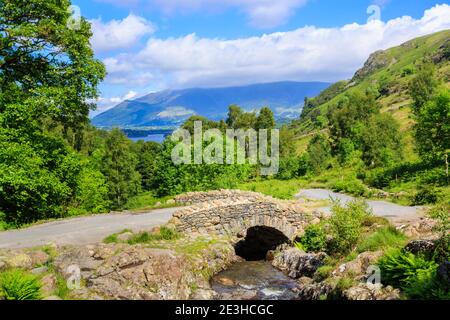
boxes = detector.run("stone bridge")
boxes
[170,190,321,259]
[171,190,314,239]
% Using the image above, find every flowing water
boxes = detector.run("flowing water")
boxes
[211,261,299,300]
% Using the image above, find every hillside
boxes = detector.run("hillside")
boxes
[92,81,330,128]
[290,29,450,156]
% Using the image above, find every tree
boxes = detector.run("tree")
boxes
[0,0,105,224]
[133,141,162,191]
[226,105,244,128]
[306,133,332,173]
[101,129,141,208]
[256,107,275,130]
[409,63,439,114]
[414,90,450,164]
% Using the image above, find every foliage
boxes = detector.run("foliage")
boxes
[100,129,141,208]
[377,249,449,300]
[356,226,407,253]
[428,204,450,263]
[127,226,180,244]
[409,63,439,114]
[414,89,450,163]
[411,186,442,205]
[71,166,109,214]
[306,133,332,173]
[331,176,367,196]
[298,223,327,252]
[256,107,275,130]
[328,200,373,255]
[0,270,42,300]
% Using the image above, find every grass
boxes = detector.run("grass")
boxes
[0,269,42,300]
[357,226,408,253]
[104,226,181,245]
[238,178,307,199]
[124,192,178,211]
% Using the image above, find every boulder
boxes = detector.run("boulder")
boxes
[29,251,50,266]
[5,253,32,269]
[41,274,57,296]
[404,240,436,256]
[272,248,327,278]
[343,283,400,300]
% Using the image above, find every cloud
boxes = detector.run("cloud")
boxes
[90,14,155,52]
[96,0,308,28]
[91,91,139,117]
[157,106,196,118]
[102,4,450,91]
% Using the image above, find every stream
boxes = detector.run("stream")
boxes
[211,261,300,300]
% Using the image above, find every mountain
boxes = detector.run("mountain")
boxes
[92,81,331,128]
[290,29,450,154]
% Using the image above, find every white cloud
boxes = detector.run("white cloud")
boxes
[90,91,139,117]
[157,106,196,118]
[96,0,308,28]
[90,14,155,52]
[102,4,450,91]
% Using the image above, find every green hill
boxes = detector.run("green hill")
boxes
[290,29,450,158]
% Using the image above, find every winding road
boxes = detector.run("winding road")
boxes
[0,189,425,249]
[0,208,178,249]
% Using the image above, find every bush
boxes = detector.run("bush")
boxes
[411,186,442,205]
[127,226,180,244]
[0,270,42,300]
[298,224,327,252]
[356,226,407,253]
[377,249,449,299]
[428,204,450,263]
[328,200,372,255]
[331,177,367,196]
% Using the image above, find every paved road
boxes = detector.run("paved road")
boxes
[0,208,179,249]
[296,189,424,222]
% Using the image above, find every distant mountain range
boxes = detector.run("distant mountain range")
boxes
[92,81,331,128]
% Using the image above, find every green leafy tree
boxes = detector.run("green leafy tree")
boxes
[306,133,332,173]
[101,129,141,208]
[0,0,105,224]
[409,63,439,114]
[414,89,450,163]
[256,107,275,130]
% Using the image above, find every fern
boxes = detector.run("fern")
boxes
[0,270,42,300]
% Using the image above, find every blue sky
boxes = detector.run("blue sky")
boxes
[71,0,450,115]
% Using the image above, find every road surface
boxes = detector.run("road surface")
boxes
[296,189,424,222]
[0,208,179,249]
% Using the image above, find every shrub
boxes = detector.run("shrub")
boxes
[377,249,449,299]
[356,226,407,253]
[428,204,450,263]
[411,186,442,205]
[298,224,327,252]
[127,226,180,244]
[328,200,372,255]
[0,270,42,300]
[331,177,367,196]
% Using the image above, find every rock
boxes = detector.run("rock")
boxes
[404,240,436,256]
[437,261,450,284]
[117,232,133,242]
[31,266,48,275]
[272,248,327,278]
[166,199,175,205]
[190,289,216,300]
[6,253,32,269]
[54,247,104,279]
[265,250,276,261]
[43,296,62,300]
[297,282,332,300]
[41,274,57,296]
[343,283,400,300]
[214,276,234,286]
[335,251,383,279]
[29,251,50,266]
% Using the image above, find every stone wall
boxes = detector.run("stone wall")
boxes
[171,190,318,240]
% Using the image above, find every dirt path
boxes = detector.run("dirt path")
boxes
[0,208,179,249]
